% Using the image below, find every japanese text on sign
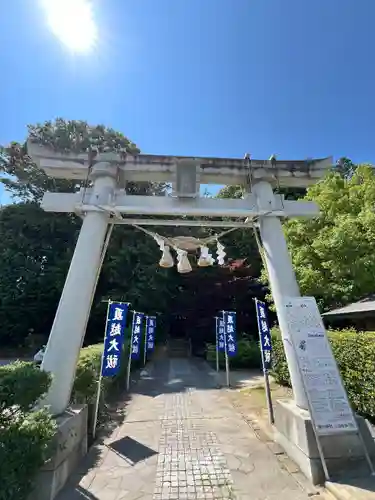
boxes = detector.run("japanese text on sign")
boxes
[224,311,237,356]
[102,302,129,377]
[146,316,156,352]
[255,300,272,370]
[283,296,357,436]
[131,312,144,359]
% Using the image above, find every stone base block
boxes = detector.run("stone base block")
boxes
[274,399,375,485]
[29,405,88,500]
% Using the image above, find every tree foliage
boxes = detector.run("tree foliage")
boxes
[284,164,375,310]
[0,119,140,202]
[335,156,357,179]
[0,203,80,347]
[219,160,373,315]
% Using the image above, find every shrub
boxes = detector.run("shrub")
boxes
[72,335,142,405]
[71,343,105,405]
[0,334,144,499]
[270,328,290,386]
[0,361,52,417]
[206,339,262,370]
[71,334,143,431]
[271,327,375,420]
[0,362,56,500]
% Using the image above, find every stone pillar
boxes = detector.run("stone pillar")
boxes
[40,164,117,415]
[252,181,308,410]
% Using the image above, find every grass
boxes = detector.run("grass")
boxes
[231,380,293,421]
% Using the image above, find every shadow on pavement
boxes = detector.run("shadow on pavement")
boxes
[108,436,158,465]
[328,474,375,499]
[91,390,132,445]
[56,446,104,500]
[131,356,263,398]
[130,357,220,398]
[57,384,134,499]
[61,485,100,499]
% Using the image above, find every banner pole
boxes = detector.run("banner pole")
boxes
[255,298,274,425]
[222,311,230,387]
[92,299,112,440]
[215,316,219,372]
[126,311,136,391]
[143,316,148,367]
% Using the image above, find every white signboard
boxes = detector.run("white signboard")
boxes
[282,297,358,436]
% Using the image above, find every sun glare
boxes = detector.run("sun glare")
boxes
[42,0,97,52]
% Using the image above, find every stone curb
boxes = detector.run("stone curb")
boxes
[227,393,329,498]
[243,411,321,495]
[205,363,338,498]
[325,482,365,500]
[244,414,347,499]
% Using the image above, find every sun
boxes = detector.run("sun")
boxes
[41,0,97,53]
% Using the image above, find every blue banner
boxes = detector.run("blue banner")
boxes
[224,311,237,356]
[216,317,226,352]
[102,302,129,377]
[255,300,272,370]
[131,312,144,359]
[146,316,156,352]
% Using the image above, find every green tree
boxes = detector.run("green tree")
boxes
[0,203,80,347]
[284,165,375,310]
[0,119,140,202]
[334,157,357,179]
[216,185,245,199]
[0,119,171,347]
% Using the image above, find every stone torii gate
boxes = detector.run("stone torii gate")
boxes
[28,141,331,417]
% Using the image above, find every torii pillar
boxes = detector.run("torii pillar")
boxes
[40,163,117,415]
[253,180,308,410]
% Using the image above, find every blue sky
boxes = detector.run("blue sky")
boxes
[1,0,374,203]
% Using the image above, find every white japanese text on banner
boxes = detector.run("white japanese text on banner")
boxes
[224,311,237,356]
[216,317,226,352]
[255,300,272,370]
[131,312,144,359]
[102,302,129,377]
[146,316,156,352]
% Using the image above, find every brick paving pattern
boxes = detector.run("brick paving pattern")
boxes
[154,391,234,499]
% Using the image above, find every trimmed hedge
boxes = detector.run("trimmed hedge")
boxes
[72,334,143,432]
[269,328,290,386]
[0,362,56,500]
[72,343,111,405]
[1,333,144,500]
[206,339,262,369]
[271,327,375,420]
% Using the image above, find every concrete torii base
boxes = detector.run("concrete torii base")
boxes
[274,399,375,485]
[28,406,88,500]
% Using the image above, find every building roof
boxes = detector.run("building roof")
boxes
[323,295,375,318]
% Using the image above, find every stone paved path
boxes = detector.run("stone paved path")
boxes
[57,358,319,500]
